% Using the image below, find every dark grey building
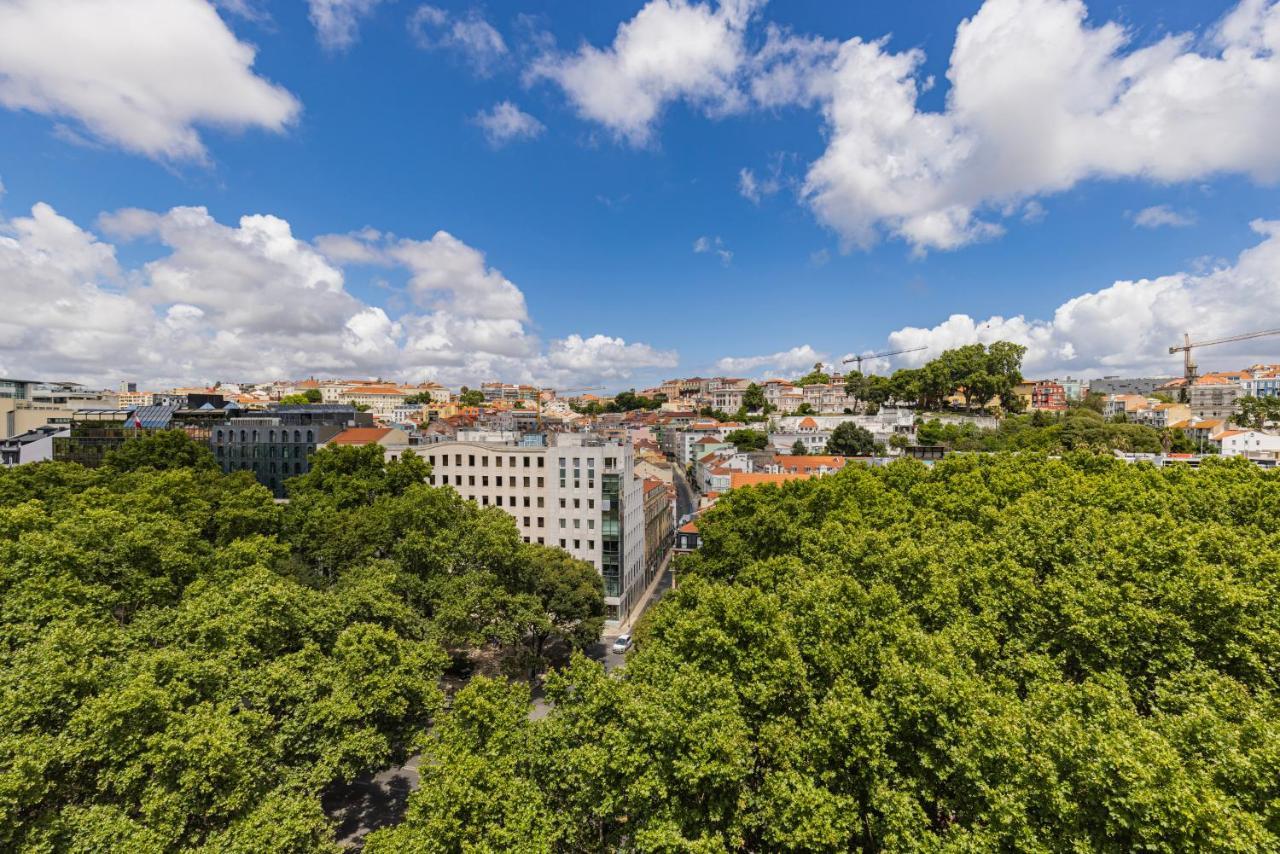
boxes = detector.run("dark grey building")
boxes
[1088,377,1176,396]
[209,405,373,497]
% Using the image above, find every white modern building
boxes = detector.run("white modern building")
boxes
[423,433,649,623]
[1219,429,1280,458]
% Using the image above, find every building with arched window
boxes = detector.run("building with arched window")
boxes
[206,405,373,497]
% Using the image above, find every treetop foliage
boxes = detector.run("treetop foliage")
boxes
[377,453,1280,852]
[1,433,601,850]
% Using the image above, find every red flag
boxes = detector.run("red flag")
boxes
[133,414,142,429]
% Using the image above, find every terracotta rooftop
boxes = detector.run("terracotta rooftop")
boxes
[329,427,394,445]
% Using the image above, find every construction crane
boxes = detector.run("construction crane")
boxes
[842,346,927,374]
[1169,329,1280,387]
[535,385,604,428]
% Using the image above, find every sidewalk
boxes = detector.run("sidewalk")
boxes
[603,555,672,640]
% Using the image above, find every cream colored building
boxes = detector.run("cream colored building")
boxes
[423,433,650,624]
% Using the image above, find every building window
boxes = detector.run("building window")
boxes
[469,455,475,466]
[537,517,544,527]
[537,457,544,467]
[537,477,544,487]
[307,430,314,442]
[524,516,530,526]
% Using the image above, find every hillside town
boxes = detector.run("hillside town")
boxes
[6,351,1280,626]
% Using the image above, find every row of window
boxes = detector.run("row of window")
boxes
[215,428,314,443]
[432,473,545,489]
[431,453,545,468]
[216,445,306,459]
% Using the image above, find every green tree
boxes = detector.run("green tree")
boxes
[279,393,311,405]
[458,387,486,406]
[1234,395,1280,429]
[383,454,1280,851]
[724,429,769,452]
[793,362,831,386]
[825,422,875,455]
[790,440,808,456]
[743,383,766,412]
[103,428,218,472]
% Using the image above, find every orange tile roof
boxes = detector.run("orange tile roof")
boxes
[730,471,818,489]
[797,416,819,429]
[678,520,699,534]
[329,427,393,445]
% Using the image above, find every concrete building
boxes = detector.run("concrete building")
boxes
[1104,394,1151,419]
[1218,429,1280,458]
[1090,377,1177,396]
[1189,376,1242,421]
[424,433,651,623]
[325,426,412,460]
[642,479,674,591]
[1242,367,1280,399]
[1030,380,1068,411]
[1053,377,1087,401]
[337,385,407,419]
[209,405,373,497]
[0,425,69,466]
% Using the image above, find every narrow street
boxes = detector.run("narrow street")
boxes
[672,464,695,521]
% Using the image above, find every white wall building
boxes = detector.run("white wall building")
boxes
[1219,430,1280,458]
[423,434,649,623]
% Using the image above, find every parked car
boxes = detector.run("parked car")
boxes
[611,634,632,654]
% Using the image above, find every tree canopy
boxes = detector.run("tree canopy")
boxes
[724,429,770,452]
[458,387,486,406]
[917,408,1197,454]
[0,434,601,850]
[845,341,1027,413]
[825,422,876,456]
[373,453,1280,851]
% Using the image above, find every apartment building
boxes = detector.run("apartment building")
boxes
[1241,367,1280,399]
[1189,375,1242,421]
[208,405,373,497]
[424,433,650,623]
[642,479,674,591]
[1030,380,1068,411]
[337,385,406,419]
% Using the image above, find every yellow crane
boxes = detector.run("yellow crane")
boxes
[1169,329,1280,387]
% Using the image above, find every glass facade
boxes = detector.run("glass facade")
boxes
[601,472,621,597]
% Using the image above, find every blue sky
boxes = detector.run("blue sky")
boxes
[3,0,1280,390]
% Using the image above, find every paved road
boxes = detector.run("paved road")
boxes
[322,754,421,849]
[672,466,695,520]
[326,567,676,847]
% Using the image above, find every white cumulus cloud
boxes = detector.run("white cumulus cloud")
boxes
[884,219,1280,377]
[715,344,827,377]
[0,201,676,389]
[693,234,733,265]
[0,0,300,161]
[409,5,508,75]
[308,0,392,51]
[529,0,762,146]
[803,0,1280,252]
[1132,205,1196,229]
[473,101,545,147]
